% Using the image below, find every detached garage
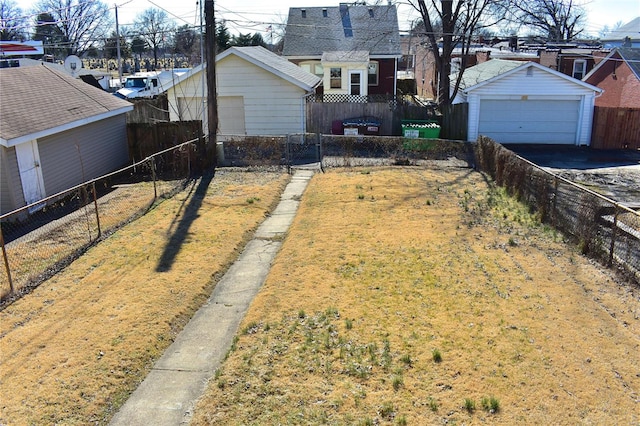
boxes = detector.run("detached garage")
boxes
[454,60,602,145]
[166,46,321,137]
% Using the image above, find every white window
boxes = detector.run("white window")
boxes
[330,67,342,89]
[300,61,323,78]
[368,61,378,85]
[572,60,587,80]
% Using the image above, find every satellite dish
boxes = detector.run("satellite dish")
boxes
[63,55,82,75]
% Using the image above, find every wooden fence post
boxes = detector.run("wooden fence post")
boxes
[0,226,13,294]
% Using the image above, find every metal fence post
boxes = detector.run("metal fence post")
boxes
[151,157,158,200]
[317,132,324,173]
[286,134,291,174]
[92,182,101,239]
[0,226,13,294]
[608,204,619,266]
[552,176,559,226]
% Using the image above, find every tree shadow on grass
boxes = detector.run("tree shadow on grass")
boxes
[156,169,215,272]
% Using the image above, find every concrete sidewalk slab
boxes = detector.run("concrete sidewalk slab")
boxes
[109,169,314,425]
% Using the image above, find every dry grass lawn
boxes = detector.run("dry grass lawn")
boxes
[0,170,290,424]
[191,167,640,425]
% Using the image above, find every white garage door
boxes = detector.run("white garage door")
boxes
[478,99,580,144]
[218,96,246,135]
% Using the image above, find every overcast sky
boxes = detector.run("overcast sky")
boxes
[17,0,640,38]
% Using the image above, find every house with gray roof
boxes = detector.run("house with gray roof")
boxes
[282,4,401,99]
[165,46,321,137]
[601,17,640,48]
[0,65,133,215]
[584,47,640,108]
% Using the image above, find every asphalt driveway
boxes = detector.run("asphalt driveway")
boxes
[504,144,640,206]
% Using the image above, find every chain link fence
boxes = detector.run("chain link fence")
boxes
[0,139,198,302]
[219,133,475,169]
[4,134,635,302]
[475,136,640,283]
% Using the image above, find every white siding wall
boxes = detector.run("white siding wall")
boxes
[218,55,307,135]
[466,66,598,145]
[167,56,309,136]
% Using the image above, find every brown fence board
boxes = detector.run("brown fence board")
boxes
[441,103,468,141]
[591,107,640,150]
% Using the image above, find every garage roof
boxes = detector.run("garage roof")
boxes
[0,65,133,147]
[461,60,603,94]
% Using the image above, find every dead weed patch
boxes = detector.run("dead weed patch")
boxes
[192,167,640,425]
[0,170,290,424]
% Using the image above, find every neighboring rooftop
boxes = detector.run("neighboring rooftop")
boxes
[0,65,132,145]
[619,47,640,80]
[451,59,525,90]
[601,17,640,42]
[282,4,401,57]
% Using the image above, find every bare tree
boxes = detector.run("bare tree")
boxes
[32,0,112,56]
[507,0,586,42]
[0,0,27,41]
[407,0,509,106]
[135,8,175,69]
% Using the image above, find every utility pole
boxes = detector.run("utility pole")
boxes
[115,5,122,86]
[204,0,218,170]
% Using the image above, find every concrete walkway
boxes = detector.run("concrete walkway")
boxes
[109,169,314,425]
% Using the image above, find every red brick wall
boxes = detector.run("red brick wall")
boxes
[587,57,640,108]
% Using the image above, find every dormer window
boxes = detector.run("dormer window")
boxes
[572,60,587,80]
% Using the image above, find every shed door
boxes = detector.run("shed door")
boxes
[15,140,46,211]
[218,96,246,135]
[478,99,580,144]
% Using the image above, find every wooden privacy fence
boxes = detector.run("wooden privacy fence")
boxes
[125,94,170,124]
[440,103,468,141]
[305,96,437,136]
[591,107,640,150]
[127,121,202,162]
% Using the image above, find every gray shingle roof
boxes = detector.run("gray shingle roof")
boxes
[601,17,640,42]
[222,46,321,90]
[282,4,400,57]
[618,47,640,80]
[0,65,132,143]
[452,59,524,90]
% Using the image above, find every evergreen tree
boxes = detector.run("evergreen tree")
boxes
[215,19,231,52]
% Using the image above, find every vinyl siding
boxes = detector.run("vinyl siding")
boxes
[38,115,129,195]
[466,66,598,145]
[219,55,307,135]
[168,55,310,136]
[0,146,24,214]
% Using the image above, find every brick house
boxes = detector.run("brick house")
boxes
[584,47,640,108]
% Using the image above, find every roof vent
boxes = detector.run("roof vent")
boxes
[323,8,328,17]
[301,8,306,18]
[0,59,20,68]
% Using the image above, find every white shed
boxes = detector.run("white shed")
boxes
[457,61,602,145]
[166,46,321,137]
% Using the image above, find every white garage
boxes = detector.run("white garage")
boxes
[166,46,321,137]
[456,60,602,145]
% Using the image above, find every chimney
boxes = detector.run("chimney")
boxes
[476,50,491,63]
